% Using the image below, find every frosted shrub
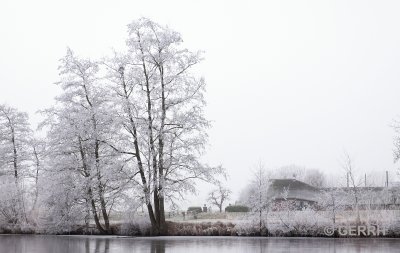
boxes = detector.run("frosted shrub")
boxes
[120,212,151,236]
[234,220,259,236]
[271,208,328,236]
[0,182,33,233]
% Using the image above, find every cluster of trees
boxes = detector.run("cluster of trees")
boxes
[0,18,223,235]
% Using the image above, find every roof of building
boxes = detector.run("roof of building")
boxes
[267,179,320,202]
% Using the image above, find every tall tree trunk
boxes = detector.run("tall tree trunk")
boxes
[85,199,91,233]
[31,146,40,212]
[79,137,106,234]
[119,69,158,234]
[96,170,110,232]
[83,77,111,234]
[94,139,110,233]
[157,64,167,234]
[88,187,106,234]
[138,44,161,233]
[10,126,27,223]
[11,128,18,182]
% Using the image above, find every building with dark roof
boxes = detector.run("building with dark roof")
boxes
[267,179,320,210]
[267,178,400,210]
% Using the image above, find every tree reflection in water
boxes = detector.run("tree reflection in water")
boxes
[0,235,399,253]
[84,238,110,253]
[150,240,166,253]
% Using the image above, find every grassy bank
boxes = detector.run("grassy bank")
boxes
[2,210,399,237]
[2,221,400,238]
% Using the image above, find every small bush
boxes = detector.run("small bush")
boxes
[225,205,250,212]
[119,213,151,236]
[120,221,151,236]
[167,221,236,236]
[187,206,202,213]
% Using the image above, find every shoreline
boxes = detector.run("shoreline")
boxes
[1,224,399,238]
[1,233,400,239]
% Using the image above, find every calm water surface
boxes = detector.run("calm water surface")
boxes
[0,235,399,253]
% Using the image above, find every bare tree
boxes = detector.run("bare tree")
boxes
[207,182,231,212]
[392,118,400,164]
[304,169,326,188]
[274,164,305,180]
[0,104,31,184]
[102,18,223,234]
[341,151,361,225]
[0,104,32,225]
[318,187,346,227]
[39,49,132,234]
[243,163,272,235]
[29,136,46,214]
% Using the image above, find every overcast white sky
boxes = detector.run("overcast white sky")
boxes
[1,0,400,206]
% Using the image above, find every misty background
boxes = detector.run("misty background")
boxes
[1,0,400,208]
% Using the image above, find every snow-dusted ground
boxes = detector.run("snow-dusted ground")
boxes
[167,210,400,224]
[163,210,400,236]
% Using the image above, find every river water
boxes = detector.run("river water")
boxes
[0,235,399,253]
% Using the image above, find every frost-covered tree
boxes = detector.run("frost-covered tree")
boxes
[242,163,272,235]
[304,169,326,188]
[40,49,132,234]
[274,165,306,180]
[341,152,362,225]
[0,104,32,225]
[207,182,231,212]
[28,136,46,214]
[102,18,223,234]
[318,188,346,227]
[0,104,32,183]
[392,118,400,164]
